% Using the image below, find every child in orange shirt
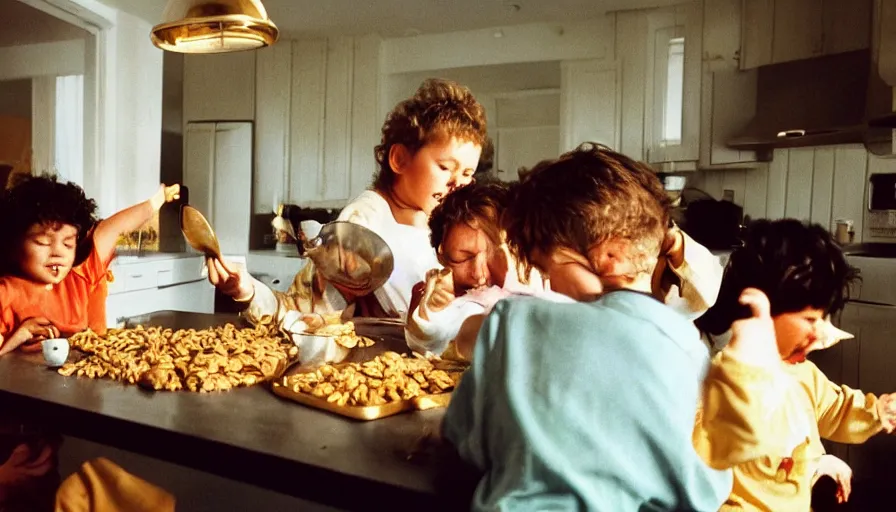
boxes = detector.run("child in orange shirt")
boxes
[0,174,179,510]
[0,174,179,354]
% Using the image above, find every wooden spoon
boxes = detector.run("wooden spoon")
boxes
[180,205,234,275]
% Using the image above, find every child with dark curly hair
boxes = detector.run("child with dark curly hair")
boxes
[694,219,896,511]
[0,174,179,354]
[0,174,179,511]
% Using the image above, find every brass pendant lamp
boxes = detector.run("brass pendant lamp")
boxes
[151,0,279,54]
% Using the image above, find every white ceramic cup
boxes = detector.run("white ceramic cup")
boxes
[41,338,70,367]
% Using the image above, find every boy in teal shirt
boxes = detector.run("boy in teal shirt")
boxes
[443,144,782,511]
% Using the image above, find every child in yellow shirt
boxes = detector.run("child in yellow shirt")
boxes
[695,219,896,511]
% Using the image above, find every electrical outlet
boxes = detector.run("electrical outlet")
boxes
[722,189,735,202]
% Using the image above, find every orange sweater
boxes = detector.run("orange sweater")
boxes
[0,242,112,340]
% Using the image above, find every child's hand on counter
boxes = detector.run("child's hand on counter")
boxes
[0,318,59,356]
[876,393,896,433]
[149,184,181,211]
[723,288,780,367]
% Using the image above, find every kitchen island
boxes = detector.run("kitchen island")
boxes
[0,311,475,511]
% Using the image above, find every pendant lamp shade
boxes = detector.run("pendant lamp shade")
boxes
[151,0,279,54]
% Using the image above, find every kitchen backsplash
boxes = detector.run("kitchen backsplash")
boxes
[688,143,896,243]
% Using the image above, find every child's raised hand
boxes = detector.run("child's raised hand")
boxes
[149,184,181,211]
[723,288,780,366]
[876,393,896,433]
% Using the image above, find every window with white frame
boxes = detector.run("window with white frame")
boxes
[662,37,684,146]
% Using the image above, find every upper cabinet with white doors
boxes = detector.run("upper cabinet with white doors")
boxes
[616,2,704,171]
[643,2,703,169]
[254,36,382,214]
[559,59,620,153]
[740,0,871,69]
[701,0,759,167]
[615,0,760,170]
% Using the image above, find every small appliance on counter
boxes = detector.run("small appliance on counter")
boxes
[867,173,896,239]
[271,204,340,255]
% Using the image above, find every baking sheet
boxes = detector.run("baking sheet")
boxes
[273,320,467,420]
[271,377,454,421]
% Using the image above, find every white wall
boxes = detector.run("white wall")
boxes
[381,19,613,75]
[183,51,256,123]
[688,144,896,243]
[0,39,85,80]
[87,9,163,216]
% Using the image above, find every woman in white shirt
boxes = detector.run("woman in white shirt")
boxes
[205,78,489,326]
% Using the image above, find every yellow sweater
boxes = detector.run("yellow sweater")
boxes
[698,356,882,511]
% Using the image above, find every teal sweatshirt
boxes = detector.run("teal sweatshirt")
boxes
[443,291,732,511]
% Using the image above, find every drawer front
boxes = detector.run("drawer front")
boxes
[158,258,204,288]
[122,268,158,292]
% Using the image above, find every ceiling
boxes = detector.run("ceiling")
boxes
[0,0,89,47]
[98,0,681,38]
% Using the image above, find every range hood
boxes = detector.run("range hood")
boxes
[727,50,891,159]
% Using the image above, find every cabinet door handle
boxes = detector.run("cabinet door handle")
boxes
[130,274,143,278]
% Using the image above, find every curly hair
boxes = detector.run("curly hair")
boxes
[0,174,98,273]
[695,219,859,335]
[503,143,670,276]
[373,78,489,191]
[428,181,510,256]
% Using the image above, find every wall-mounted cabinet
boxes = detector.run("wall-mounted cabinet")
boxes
[253,37,381,212]
[616,0,760,171]
[643,2,703,170]
[701,0,759,167]
[740,0,871,70]
[560,59,620,153]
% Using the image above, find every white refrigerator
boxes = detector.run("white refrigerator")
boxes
[183,121,253,257]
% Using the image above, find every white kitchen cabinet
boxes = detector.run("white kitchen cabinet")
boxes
[822,0,872,55]
[321,37,354,203]
[183,122,253,256]
[700,0,759,167]
[643,2,702,168]
[253,37,381,210]
[740,0,871,69]
[289,39,327,206]
[772,0,825,64]
[254,43,293,215]
[106,256,214,326]
[559,59,620,152]
[823,301,896,487]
